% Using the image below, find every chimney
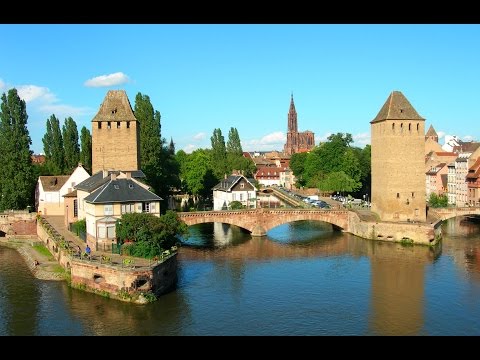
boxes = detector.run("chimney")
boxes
[126,171,131,179]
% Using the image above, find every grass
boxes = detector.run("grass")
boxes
[32,244,54,260]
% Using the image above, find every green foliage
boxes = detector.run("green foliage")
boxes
[0,88,36,211]
[62,117,80,173]
[400,237,414,246]
[317,171,361,193]
[229,200,244,210]
[43,114,65,175]
[141,292,157,303]
[116,211,188,258]
[290,152,308,184]
[428,193,448,208]
[226,127,243,156]
[32,244,53,259]
[181,149,218,198]
[211,128,227,178]
[71,219,86,235]
[79,126,92,173]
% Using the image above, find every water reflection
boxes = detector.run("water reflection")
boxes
[0,218,479,335]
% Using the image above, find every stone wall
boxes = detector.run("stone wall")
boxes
[348,211,441,245]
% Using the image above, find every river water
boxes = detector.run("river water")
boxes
[0,217,479,335]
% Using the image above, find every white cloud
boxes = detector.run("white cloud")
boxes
[193,132,206,141]
[316,132,332,143]
[17,85,55,103]
[462,135,475,141]
[12,83,94,119]
[84,72,130,87]
[0,79,5,92]
[352,132,371,147]
[183,144,197,153]
[242,131,286,151]
[437,131,445,139]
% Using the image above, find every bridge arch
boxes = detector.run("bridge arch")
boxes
[178,209,350,237]
[430,207,480,222]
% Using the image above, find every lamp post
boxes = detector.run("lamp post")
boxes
[66,204,69,229]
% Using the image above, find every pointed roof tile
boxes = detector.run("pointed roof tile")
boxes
[426,124,438,137]
[371,91,425,123]
[92,90,137,123]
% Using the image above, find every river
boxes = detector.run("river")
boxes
[0,217,479,335]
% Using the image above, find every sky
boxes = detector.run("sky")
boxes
[1,24,479,154]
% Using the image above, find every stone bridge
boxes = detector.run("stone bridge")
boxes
[0,211,37,237]
[178,208,351,236]
[429,207,480,221]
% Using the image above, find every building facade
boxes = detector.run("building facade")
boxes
[371,91,426,222]
[91,90,140,174]
[212,175,257,210]
[467,158,480,206]
[283,95,315,156]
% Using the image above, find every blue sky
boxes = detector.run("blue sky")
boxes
[1,24,479,154]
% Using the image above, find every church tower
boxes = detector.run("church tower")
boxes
[425,124,439,142]
[91,90,140,174]
[370,91,426,222]
[283,94,315,156]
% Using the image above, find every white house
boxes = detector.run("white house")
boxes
[35,164,90,215]
[212,175,257,210]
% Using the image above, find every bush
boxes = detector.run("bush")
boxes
[229,201,244,210]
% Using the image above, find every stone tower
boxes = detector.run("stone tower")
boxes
[283,94,315,156]
[425,124,438,142]
[370,91,426,222]
[91,90,140,174]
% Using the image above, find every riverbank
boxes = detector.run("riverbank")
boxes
[0,237,66,281]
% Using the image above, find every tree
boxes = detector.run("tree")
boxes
[134,93,163,195]
[342,148,361,182]
[428,193,448,208]
[210,128,227,178]
[290,152,308,186]
[317,171,361,194]
[183,149,217,199]
[79,126,92,173]
[0,88,35,211]
[226,127,243,156]
[115,211,188,258]
[42,114,64,175]
[62,117,80,173]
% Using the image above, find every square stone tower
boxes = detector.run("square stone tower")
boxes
[91,90,140,174]
[370,91,426,222]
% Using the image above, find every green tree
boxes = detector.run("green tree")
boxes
[428,193,448,208]
[342,148,361,182]
[62,117,80,173]
[226,127,243,156]
[134,93,163,194]
[0,89,35,211]
[211,128,227,178]
[183,149,218,199]
[116,211,188,258]
[79,126,92,173]
[290,152,308,187]
[229,200,244,210]
[317,171,361,194]
[42,114,64,175]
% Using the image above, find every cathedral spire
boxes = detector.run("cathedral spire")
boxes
[288,93,297,132]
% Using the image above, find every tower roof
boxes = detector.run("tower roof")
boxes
[92,90,137,122]
[289,93,296,114]
[371,91,425,123]
[426,124,438,137]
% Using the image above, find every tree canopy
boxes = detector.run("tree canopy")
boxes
[0,89,35,211]
[62,117,80,173]
[79,126,92,173]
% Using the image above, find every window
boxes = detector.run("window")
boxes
[415,208,419,216]
[121,203,135,214]
[417,123,419,131]
[107,121,111,129]
[397,193,400,198]
[240,194,243,201]
[73,199,78,217]
[240,183,245,189]
[412,192,415,198]
[142,202,150,213]
[126,121,130,129]
[150,203,156,212]
[392,123,395,130]
[408,123,411,131]
[98,122,102,129]
[104,204,113,215]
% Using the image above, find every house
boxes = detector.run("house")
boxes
[255,166,285,187]
[426,163,447,198]
[466,158,480,207]
[35,164,90,216]
[212,175,257,210]
[82,173,162,251]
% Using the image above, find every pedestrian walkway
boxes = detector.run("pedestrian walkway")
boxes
[42,216,153,268]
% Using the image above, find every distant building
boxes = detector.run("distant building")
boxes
[424,125,443,155]
[426,163,447,198]
[31,154,46,164]
[212,175,257,210]
[91,90,140,174]
[467,158,480,206]
[447,162,456,205]
[283,94,315,156]
[370,90,426,222]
